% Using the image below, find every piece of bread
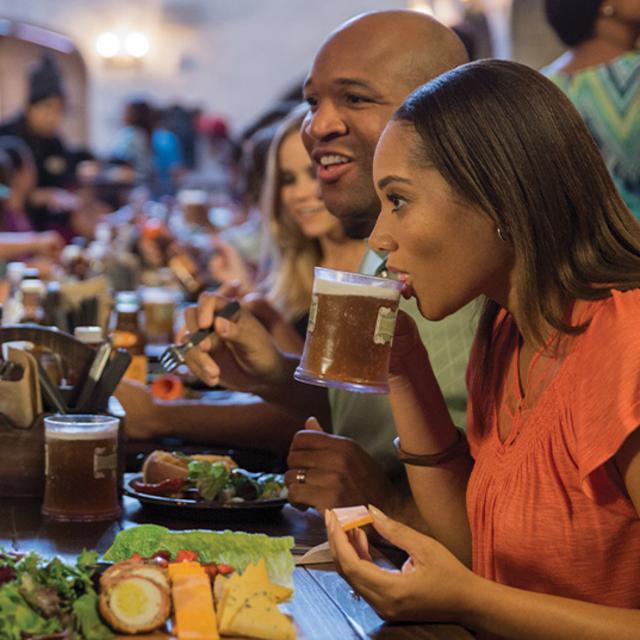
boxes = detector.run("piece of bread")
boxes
[142,450,190,484]
[142,450,237,484]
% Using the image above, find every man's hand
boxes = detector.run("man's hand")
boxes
[115,380,164,440]
[242,293,305,354]
[183,291,289,392]
[285,418,399,513]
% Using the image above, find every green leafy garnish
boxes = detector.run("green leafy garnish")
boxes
[74,592,115,640]
[188,460,229,501]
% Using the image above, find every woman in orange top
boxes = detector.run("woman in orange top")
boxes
[326,59,640,638]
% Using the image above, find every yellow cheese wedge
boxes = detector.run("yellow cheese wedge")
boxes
[332,505,374,532]
[217,561,295,639]
[171,571,219,640]
[222,593,296,640]
[241,560,292,603]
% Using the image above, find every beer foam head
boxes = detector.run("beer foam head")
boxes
[140,287,176,304]
[44,416,119,440]
[45,425,118,440]
[313,273,401,300]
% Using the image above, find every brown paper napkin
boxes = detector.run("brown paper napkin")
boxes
[0,348,42,429]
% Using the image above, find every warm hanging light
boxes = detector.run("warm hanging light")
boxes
[96,32,120,59]
[124,32,149,58]
[96,30,150,67]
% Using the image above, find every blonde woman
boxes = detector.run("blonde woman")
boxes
[212,106,367,352]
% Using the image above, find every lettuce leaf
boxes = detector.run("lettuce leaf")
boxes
[188,460,228,501]
[103,525,295,587]
[0,582,61,640]
[102,523,168,561]
[74,592,114,639]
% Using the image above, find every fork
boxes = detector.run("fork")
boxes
[160,300,241,373]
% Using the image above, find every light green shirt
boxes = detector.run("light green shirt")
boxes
[329,249,478,478]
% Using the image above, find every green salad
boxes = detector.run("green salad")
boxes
[0,549,113,640]
[187,460,287,502]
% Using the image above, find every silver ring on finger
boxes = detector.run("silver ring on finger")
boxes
[295,468,308,484]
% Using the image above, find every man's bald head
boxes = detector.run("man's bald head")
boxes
[322,10,468,95]
[302,10,468,235]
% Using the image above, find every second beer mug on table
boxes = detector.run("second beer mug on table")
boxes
[294,267,402,394]
[42,414,121,522]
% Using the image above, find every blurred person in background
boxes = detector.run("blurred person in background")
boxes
[162,104,198,170]
[0,55,79,239]
[212,121,283,279]
[151,108,184,198]
[0,139,64,266]
[110,99,154,185]
[543,0,640,218]
[187,114,239,196]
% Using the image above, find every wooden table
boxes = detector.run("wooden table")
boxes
[0,493,473,639]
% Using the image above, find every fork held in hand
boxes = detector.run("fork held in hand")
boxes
[160,300,241,373]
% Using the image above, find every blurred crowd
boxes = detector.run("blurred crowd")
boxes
[0,54,330,336]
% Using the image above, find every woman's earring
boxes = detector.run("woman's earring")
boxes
[497,227,507,242]
[601,4,615,17]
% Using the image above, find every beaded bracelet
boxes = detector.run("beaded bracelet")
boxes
[393,427,469,466]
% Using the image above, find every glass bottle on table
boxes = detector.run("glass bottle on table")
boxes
[110,301,148,384]
[1,262,26,325]
[19,279,46,324]
[65,326,105,387]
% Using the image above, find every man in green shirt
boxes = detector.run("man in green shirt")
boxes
[186,10,475,526]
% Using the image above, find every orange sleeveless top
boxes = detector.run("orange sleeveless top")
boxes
[466,289,640,607]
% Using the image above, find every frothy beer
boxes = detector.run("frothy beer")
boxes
[178,189,210,226]
[295,268,402,394]
[42,417,121,522]
[142,287,176,344]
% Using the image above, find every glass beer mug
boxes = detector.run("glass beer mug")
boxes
[42,415,121,522]
[294,267,402,394]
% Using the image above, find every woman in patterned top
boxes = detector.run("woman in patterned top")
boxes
[543,0,640,218]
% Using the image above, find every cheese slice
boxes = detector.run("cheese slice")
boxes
[241,560,292,603]
[171,570,219,640]
[222,593,296,640]
[168,561,203,579]
[332,505,374,532]
[217,562,295,639]
[217,575,245,632]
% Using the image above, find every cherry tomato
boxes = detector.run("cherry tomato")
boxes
[175,549,199,563]
[216,563,234,575]
[130,553,144,562]
[152,550,171,561]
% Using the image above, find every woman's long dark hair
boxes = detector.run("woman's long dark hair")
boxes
[393,59,640,419]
